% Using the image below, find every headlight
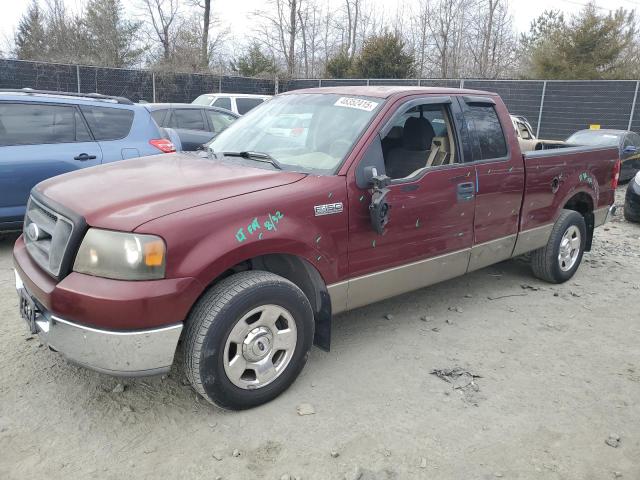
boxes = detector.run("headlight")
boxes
[73,229,166,280]
[635,171,640,187]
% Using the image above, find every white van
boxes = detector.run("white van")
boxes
[192,93,272,115]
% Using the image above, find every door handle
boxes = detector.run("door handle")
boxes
[73,153,97,161]
[457,182,475,202]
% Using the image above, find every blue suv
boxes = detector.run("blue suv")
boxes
[0,89,178,231]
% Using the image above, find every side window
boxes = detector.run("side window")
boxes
[206,110,236,133]
[630,133,640,146]
[236,98,264,115]
[381,103,458,180]
[213,97,232,111]
[169,109,206,130]
[150,109,168,126]
[0,103,86,146]
[466,105,508,161]
[80,105,134,140]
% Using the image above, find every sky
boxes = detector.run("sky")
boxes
[0,0,638,54]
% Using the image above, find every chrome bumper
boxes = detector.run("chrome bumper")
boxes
[594,205,617,228]
[15,270,182,377]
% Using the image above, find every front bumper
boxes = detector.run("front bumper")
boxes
[15,270,182,376]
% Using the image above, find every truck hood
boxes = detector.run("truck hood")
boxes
[36,153,306,231]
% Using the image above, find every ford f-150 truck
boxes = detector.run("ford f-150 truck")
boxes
[13,86,620,410]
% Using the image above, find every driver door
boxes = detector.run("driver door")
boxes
[345,96,476,310]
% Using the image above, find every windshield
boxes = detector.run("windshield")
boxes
[566,131,622,147]
[207,93,383,174]
[192,95,213,106]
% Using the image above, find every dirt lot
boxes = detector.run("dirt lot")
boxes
[1,187,639,480]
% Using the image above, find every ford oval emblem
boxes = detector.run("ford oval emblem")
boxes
[26,223,40,242]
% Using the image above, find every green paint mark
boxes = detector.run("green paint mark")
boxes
[359,195,365,202]
[415,219,420,228]
[328,192,333,199]
[316,255,322,261]
[315,235,322,244]
[372,239,376,248]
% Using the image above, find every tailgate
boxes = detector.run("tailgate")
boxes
[521,146,619,232]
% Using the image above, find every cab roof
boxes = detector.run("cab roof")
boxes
[280,85,495,99]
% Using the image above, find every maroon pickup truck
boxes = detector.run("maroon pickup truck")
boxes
[13,87,620,409]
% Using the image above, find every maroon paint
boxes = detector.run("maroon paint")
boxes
[13,87,619,333]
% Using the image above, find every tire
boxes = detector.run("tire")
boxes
[530,209,587,283]
[624,204,640,223]
[184,271,314,410]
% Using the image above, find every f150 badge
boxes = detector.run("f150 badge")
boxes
[314,202,344,216]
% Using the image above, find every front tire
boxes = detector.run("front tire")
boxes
[184,271,314,410]
[530,209,586,283]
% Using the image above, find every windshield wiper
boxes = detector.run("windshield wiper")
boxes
[222,151,283,170]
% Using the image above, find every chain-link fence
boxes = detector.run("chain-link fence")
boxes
[2,59,640,140]
[0,59,275,103]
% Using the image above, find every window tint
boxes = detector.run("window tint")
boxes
[206,110,236,133]
[169,109,206,130]
[0,103,93,146]
[213,97,232,111]
[80,105,134,141]
[236,97,264,115]
[150,109,168,126]
[380,103,457,179]
[467,105,508,161]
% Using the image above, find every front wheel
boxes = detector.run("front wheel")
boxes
[184,271,314,409]
[530,209,586,283]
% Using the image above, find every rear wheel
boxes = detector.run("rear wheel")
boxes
[531,209,586,283]
[184,271,314,409]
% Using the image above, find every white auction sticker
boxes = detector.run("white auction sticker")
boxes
[334,97,379,112]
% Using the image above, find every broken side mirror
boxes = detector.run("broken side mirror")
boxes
[369,173,391,235]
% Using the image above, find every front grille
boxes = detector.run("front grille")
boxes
[24,197,74,277]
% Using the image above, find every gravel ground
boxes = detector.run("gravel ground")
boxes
[1,187,639,480]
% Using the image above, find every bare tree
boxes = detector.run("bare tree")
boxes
[141,0,180,62]
[253,0,302,76]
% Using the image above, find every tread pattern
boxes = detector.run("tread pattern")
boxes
[183,270,306,405]
[531,209,585,283]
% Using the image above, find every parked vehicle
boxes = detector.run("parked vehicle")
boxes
[143,103,238,151]
[510,115,566,152]
[566,129,640,181]
[624,171,640,222]
[0,89,177,231]
[13,86,619,410]
[192,93,271,115]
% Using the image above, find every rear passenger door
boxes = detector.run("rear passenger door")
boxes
[0,102,102,227]
[79,105,137,161]
[460,96,524,271]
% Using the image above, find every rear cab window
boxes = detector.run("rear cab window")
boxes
[80,105,134,141]
[236,98,265,115]
[0,102,93,146]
